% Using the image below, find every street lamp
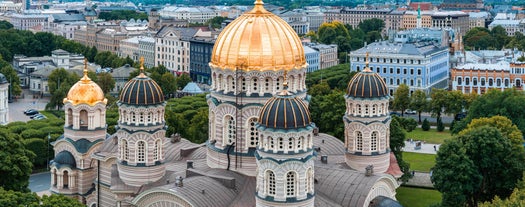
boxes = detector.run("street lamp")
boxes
[47,133,50,171]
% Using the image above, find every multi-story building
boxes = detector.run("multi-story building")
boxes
[0,1,22,12]
[154,26,198,74]
[109,63,134,95]
[0,74,8,125]
[277,10,309,35]
[350,30,450,95]
[451,61,515,94]
[189,36,215,84]
[324,8,391,30]
[488,19,525,36]
[159,6,219,24]
[440,0,484,11]
[47,13,86,40]
[9,13,48,30]
[306,11,324,32]
[468,11,489,29]
[386,10,405,32]
[308,43,338,69]
[138,37,155,68]
[73,22,120,48]
[401,11,432,29]
[431,11,469,36]
[304,45,320,73]
[118,36,141,61]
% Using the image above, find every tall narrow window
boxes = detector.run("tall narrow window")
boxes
[224,115,236,145]
[154,139,161,161]
[252,78,258,92]
[278,137,284,150]
[371,131,378,151]
[286,171,296,197]
[356,131,363,151]
[269,137,274,150]
[267,171,275,196]
[247,118,258,148]
[137,141,145,163]
[288,137,294,151]
[306,168,313,194]
[121,139,129,160]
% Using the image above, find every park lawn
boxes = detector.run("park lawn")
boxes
[403,152,436,172]
[406,128,452,144]
[396,186,442,207]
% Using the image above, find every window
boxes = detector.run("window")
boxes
[241,78,246,91]
[137,141,145,163]
[278,137,284,150]
[252,78,258,92]
[357,104,361,115]
[365,105,369,115]
[497,79,501,87]
[371,131,378,151]
[481,78,485,86]
[247,118,258,148]
[121,139,129,160]
[306,168,313,194]
[224,115,236,145]
[489,79,493,86]
[269,137,274,149]
[276,77,283,91]
[298,137,303,150]
[418,69,421,75]
[265,78,271,93]
[288,138,294,150]
[466,78,470,85]
[286,171,296,197]
[154,139,161,161]
[266,170,275,196]
[372,104,377,115]
[356,131,363,151]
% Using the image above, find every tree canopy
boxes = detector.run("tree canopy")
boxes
[0,128,35,192]
[433,116,525,206]
[392,84,410,116]
[98,10,148,21]
[0,188,84,207]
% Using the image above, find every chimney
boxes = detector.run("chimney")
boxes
[321,155,328,164]
[187,160,194,169]
[175,176,183,187]
[365,165,374,176]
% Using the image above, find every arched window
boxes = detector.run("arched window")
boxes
[371,131,378,151]
[139,112,144,124]
[265,78,271,93]
[457,77,462,85]
[481,78,485,86]
[466,78,470,85]
[210,111,215,141]
[131,112,136,122]
[223,115,236,145]
[247,117,258,148]
[266,170,275,196]
[269,137,274,150]
[252,78,258,93]
[63,170,69,189]
[306,168,313,194]
[473,78,478,86]
[298,137,303,151]
[505,79,510,87]
[278,137,284,150]
[137,141,146,163]
[365,105,369,115]
[288,137,294,151]
[67,108,73,126]
[356,131,363,151]
[517,79,522,87]
[286,171,296,197]
[379,103,384,114]
[79,110,88,127]
[154,139,161,161]
[372,104,377,115]
[497,79,501,87]
[217,74,223,91]
[241,77,246,92]
[121,139,129,160]
[276,77,283,91]
[357,104,361,115]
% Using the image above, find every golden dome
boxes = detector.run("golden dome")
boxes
[210,0,307,71]
[64,60,107,106]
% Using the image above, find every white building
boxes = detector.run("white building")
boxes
[159,6,219,24]
[154,26,197,74]
[0,1,21,12]
[0,74,8,125]
[488,19,525,36]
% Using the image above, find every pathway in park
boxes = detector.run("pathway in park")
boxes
[402,139,437,188]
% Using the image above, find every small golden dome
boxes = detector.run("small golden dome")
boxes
[210,0,307,71]
[64,60,107,106]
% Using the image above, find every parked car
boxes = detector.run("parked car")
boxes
[33,115,47,120]
[404,109,417,115]
[30,113,44,119]
[389,111,402,117]
[24,109,38,115]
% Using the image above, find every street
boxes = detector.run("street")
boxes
[29,172,50,194]
[9,89,49,122]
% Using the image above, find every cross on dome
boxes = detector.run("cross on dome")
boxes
[363,52,372,72]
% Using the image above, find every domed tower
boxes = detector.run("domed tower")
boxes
[51,59,107,198]
[255,77,316,207]
[116,57,166,187]
[344,53,391,173]
[207,0,308,176]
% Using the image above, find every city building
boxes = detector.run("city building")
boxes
[276,10,310,35]
[109,63,134,95]
[154,26,198,74]
[9,13,48,31]
[0,74,9,124]
[324,8,391,32]
[451,61,514,94]
[50,1,402,206]
[189,36,215,84]
[468,11,490,29]
[159,6,219,24]
[307,43,338,69]
[304,45,320,73]
[118,36,155,67]
[137,37,155,68]
[47,13,86,40]
[488,19,525,36]
[0,1,22,12]
[350,29,450,95]
[440,0,484,11]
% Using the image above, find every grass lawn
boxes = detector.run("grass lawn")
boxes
[396,186,441,207]
[403,152,436,172]
[406,128,452,144]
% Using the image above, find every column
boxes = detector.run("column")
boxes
[57,172,63,189]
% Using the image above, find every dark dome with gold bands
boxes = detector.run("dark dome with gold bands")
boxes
[258,93,311,129]
[119,74,165,105]
[346,70,389,98]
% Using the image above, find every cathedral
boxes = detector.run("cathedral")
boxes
[50,1,402,206]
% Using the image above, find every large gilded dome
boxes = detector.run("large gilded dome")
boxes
[210,0,307,71]
[64,65,106,106]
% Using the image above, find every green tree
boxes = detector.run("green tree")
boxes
[0,20,13,29]
[358,18,385,34]
[95,72,116,94]
[410,90,428,123]
[393,84,410,116]
[175,73,192,90]
[430,88,447,121]
[0,64,22,97]
[206,16,227,29]
[433,124,525,206]
[389,118,411,181]
[0,129,35,191]
[436,118,444,132]
[422,118,430,131]
[187,108,209,144]
[23,138,47,168]
[310,90,346,139]
[40,194,85,207]
[480,173,525,207]
[308,82,331,97]
[432,138,481,207]
[0,187,39,206]
[47,68,78,110]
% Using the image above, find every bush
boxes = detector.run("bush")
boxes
[436,118,445,132]
[422,119,430,131]
[394,116,418,132]
[23,138,48,168]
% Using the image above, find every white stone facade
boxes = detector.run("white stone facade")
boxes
[0,80,8,124]
[344,97,391,173]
